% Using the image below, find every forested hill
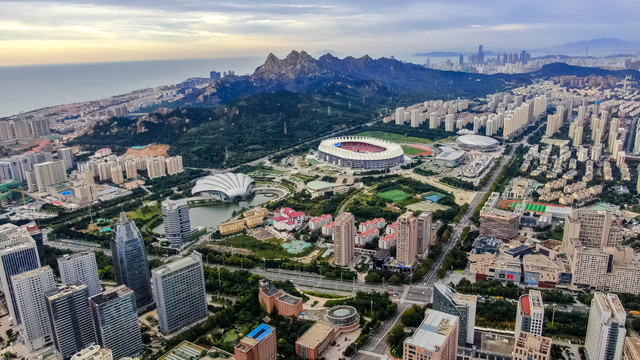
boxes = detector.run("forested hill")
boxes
[189,50,528,107]
[70,51,635,169]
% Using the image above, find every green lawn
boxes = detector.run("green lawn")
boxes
[401,145,426,155]
[355,131,433,144]
[377,189,412,202]
[218,235,313,259]
[307,158,321,165]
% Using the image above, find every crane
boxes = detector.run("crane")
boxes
[8,188,27,205]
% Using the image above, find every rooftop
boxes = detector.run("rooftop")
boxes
[260,281,280,297]
[89,285,133,305]
[404,309,458,352]
[307,181,336,191]
[159,341,207,360]
[247,323,273,342]
[153,253,200,275]
[296,322,335,348]
[278,293,302,306]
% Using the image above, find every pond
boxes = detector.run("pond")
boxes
[152,193,276,234]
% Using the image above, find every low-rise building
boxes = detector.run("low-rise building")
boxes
[258,280,303,317]
[235,324,277,360]
[295,322,335,360]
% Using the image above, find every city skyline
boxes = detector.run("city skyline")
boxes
[1,0,639,66]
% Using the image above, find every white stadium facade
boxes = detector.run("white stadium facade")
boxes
[455,134,500,152]
[317,136,404,170]
[191,173,255,201]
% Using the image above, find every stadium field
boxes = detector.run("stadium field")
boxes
[402,145,427,155]
[377,189,412,202]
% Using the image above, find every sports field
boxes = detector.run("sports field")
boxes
[402,145,426,155]
[402,144,434,156]
[501,200,564,213]
[377,189,412,202]
[355,131,433,145]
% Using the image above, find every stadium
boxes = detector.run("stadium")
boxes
[191,173,255,201]
[456,134,500,152]
[317,136,404,170]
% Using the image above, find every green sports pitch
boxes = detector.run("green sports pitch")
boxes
[505,201,547,212]
[377,189,412,202]
[401,145,426,155]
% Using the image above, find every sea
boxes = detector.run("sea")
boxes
[0,56,264,118]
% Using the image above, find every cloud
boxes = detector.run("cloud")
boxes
[0,0,638,65]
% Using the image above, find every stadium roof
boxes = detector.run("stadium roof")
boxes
[456,134,499,148]
[192,173,254,199]
[318,136,404,161]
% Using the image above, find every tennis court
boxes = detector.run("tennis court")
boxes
[377,189,412,202]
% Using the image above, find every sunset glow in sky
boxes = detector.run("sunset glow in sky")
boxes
[1,0,638,66]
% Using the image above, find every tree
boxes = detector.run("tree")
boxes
[365,272,382,284]
[141,333,152,344]
[387,325,406,347]
[401,304,425,327]
[388,275,401,285]
[632,318,640,332]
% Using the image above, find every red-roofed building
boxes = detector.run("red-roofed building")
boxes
[386,221,398,235]
[358,218,387,233]
[309,214,333,231]
[355,228,380,246]
[322,222,334,237]
[379,232,398,249]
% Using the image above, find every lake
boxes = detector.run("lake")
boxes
[153,193,276,234]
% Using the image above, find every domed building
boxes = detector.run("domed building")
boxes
[191,173,255,201]
[456,135,500,152]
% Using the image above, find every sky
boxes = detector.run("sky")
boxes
[1,0,639,66]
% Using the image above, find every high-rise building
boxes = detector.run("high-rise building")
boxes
[479,209,520,240]
[146,157,167,179]
[166,156,184,176]
[585,293,626,360]
[395,107,405,125]
[333,212,355,266]
[0,223,41,324]
[70,345,113,360]
[162,199,192,248]
[513,332,552,360]
[477,45,484,65]
[110,165,124,185]
[111,213,153,310]
[89,286,143,360]
[151,252,208,335]
[432,283,477,346]
[22,221,44,263]
[11,266,56,351]
[515,290,544,337]
[403,309,459,360]
[33,160,67,192]
[124,160,138,179]
[397,212,418,267]
[416,211,432,259]
[45,284,97,360]
[235,323,278,360]
[56,148,74,170]
[562,209,621,249]
[58,251,101,297]
[545,113,562,137]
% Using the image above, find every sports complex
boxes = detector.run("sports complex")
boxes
[316,136,405,170]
